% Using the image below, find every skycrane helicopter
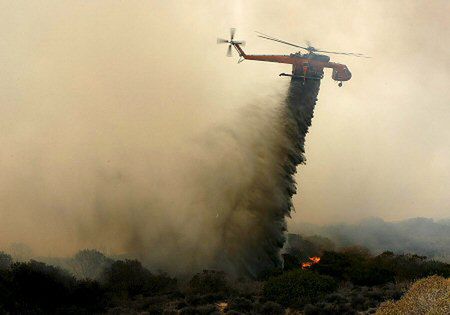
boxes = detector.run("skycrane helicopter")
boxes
[217,29,370,87]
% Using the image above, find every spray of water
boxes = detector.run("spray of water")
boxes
[209,79,321,277]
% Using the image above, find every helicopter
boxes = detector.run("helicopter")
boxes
[217,29,370,87]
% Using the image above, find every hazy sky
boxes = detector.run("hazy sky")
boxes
[0,1,449,257]
[211,0,450,224]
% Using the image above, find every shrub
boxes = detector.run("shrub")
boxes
[71,279,106,312]
[229,276,262,297]
[316,248,449,286]
[69,249,113,280]
[179,304,216,315]
[101,259,177,298]
[187,270,231,296]
[194,304,217,314]
[376,275,449,314]
[351,263,395,286]
[0,252,12,270]
[0,260,106,313]
[370,251,450,284]
[303,303,320,315]
[185,292,224,305]
[0,269,13,310]
[314,249,394,286]
[7,243,33,261]
[313,251,353,280]
[282,253,300,271]
[10,260,76,310]
[263,269,337,308]
[257,267,283,281]
[228,297,253,312]
[259,301,284,315]
[284,234,335,263]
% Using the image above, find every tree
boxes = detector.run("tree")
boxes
[101,259,176,297]
[69,249,113,280]
[8,243,33,261]
[0,252,12,270]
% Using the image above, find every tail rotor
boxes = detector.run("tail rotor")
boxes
[217,28,245,57]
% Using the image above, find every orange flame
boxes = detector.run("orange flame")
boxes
[301,256,321,269]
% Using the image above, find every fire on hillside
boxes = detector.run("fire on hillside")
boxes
[301,256,321,269]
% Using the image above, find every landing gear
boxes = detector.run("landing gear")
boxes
[338,82,343,87]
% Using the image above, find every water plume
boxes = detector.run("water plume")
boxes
[210,79,321,276]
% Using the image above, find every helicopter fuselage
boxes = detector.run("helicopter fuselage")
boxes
[233,44,352,83]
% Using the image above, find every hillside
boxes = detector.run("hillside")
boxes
[293,217,450,262]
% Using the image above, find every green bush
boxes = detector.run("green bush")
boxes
[315,248,449,286]
[263,269,337,308]
[374,252,450,281]
[313,251,352,280]
[314,248,395,286]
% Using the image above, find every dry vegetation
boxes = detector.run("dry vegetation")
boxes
[376,276,449,315]
[1,237,449,314]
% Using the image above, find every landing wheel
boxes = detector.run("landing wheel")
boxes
[338,82,343,87]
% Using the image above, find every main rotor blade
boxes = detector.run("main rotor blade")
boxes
[255,31,282,40]
[217,38,229,44]
[255,31,309,50]
[255,31,308,50]
[227,44,232,57]
[256,31,371,58]
[257,34,309,50]
[230,28,236,40]
[314,49,371,58]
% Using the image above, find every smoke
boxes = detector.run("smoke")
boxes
[112,78,322,276]
[71,77,320,277]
